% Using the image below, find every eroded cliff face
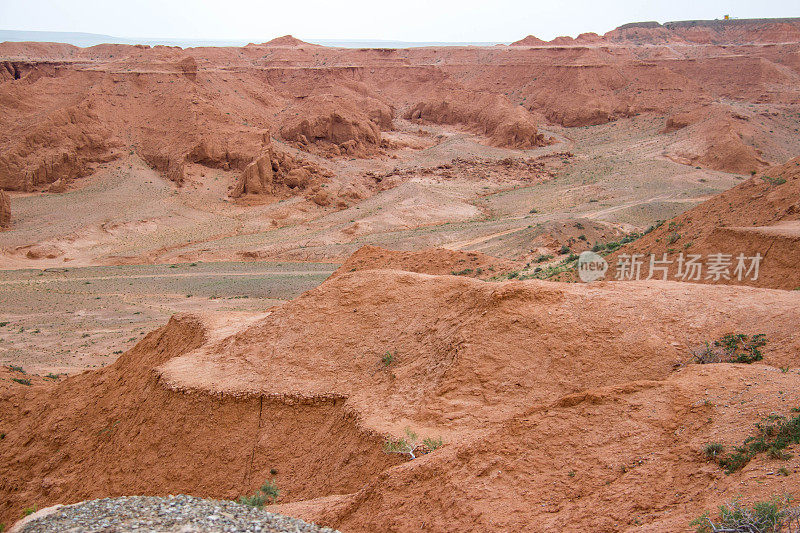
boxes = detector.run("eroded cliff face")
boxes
[3,19,800,193]
[515,17,800,45]
[405,92,548,149]
[0,189,10,228]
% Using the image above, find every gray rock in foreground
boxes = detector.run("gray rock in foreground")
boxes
[16,494,339,533]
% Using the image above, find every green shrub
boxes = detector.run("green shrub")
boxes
[12,378,31,386]
[645,221,664,234]
[717,333,767,363]
[713,410,800,474]
[384,427,419,459]
[704,443,724,459]
[381,351,396,367]
[384,429,444,459]
[423,436,444,451]
[691,496,797,533]
[589,227,653,255]
[238,479,280,507]
[763,176,787,186]
[718,450,751,474]
[690,334,767,365]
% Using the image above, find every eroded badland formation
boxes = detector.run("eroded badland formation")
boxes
[2,17,800,532]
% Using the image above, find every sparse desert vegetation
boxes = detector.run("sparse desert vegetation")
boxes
[691,334,768,365]
[705,410,800,474]
[238,479,281,507]
[692,496,800,533]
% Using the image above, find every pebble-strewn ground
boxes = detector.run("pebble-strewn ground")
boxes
[16,495,338,533]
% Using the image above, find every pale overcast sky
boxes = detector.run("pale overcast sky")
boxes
[1,0,799,42]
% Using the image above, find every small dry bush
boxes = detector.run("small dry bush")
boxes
[692,496,800,532]
[690,334,767,365]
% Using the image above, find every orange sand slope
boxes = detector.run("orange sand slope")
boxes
[2,260,799,531]
[331,245,519,279]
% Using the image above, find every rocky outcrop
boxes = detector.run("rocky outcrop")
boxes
[230,148,327,199]
[188,131,273,171]
[0,189,10,228]
[0,104,121,191]
[405,93,547,149]
[136,124,327,200]
[233,152,279,196]
[279,94,393,157]
[661,105,768,173]
[176,56,197,81]
[514,18,800,47]
[332,245,519,279]
[142,129,276,188]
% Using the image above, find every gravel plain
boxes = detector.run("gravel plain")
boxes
[15,495,339,533]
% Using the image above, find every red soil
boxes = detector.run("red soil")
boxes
[332,245,519,279]
[2,259,799,531]
[2,17,800,532]
[605,156,800,289]
[662,105,768,173]
[0,311,401,526]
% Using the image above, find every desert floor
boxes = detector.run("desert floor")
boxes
[0,116,754,378]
